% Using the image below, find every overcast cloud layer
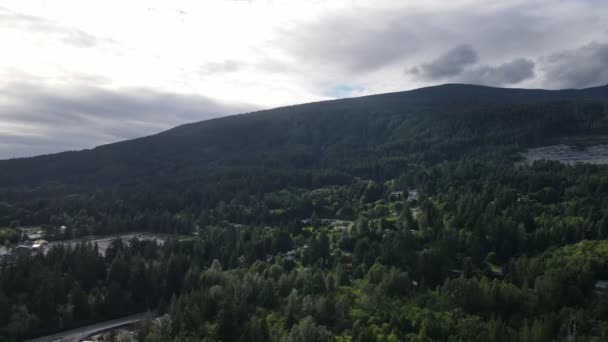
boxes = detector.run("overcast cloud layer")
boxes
[1,0,607,158]
[0,82,251,158]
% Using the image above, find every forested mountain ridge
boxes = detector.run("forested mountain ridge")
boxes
[1,83,607,190]
[4,84,608,341]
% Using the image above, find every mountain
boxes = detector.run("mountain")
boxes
[4,84,608,341]
[1,83,607,193]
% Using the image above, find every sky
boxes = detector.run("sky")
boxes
[1,0,607,159]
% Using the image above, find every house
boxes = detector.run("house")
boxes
[407,190,419,202]
[14,245,32,257]
[389,191,404,201]
[11,239,48,257]
[32,239,48,249]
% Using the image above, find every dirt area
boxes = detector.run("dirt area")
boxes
[521,144,608,165]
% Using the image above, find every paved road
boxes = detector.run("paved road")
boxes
[25,312,152,342]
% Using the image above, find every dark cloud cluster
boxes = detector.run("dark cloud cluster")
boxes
[459,58,535,86]
[409,44,478,80]
[542,42,608,89]
[408,44,535,86]
[407,40,608,88]
[275,4,559,74]
[274,2,607,88]
[0,83,255,159]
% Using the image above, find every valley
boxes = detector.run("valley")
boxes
[1,84,608,341]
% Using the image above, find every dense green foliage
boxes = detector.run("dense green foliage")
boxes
[1,84,608,341]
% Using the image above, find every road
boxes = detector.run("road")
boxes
[45,233,167,256]
[25,312,152,342]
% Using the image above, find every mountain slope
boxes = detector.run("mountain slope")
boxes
[4,86,608,342]
[1,83,607,191]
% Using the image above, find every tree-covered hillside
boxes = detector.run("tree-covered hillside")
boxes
[1,84,607,190]
[2,84,608,341]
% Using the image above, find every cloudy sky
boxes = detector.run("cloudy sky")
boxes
[1,0,607,159]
